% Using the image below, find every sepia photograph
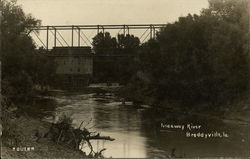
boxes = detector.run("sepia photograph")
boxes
[1,0,250,158]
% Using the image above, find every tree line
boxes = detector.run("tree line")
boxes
[122,0,249,108]
[1,0,249,110]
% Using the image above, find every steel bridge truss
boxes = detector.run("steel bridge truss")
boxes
[28,24,167,50]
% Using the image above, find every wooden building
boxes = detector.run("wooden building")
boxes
[51,47,93,89]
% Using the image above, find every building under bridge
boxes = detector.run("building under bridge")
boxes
[49,46,137,89]
[28,24,166,88]
[50,46,93,89]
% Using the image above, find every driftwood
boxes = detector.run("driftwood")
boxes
[86,134,115,141]
[42,117,115,157]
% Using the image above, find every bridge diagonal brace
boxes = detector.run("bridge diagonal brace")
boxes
[141,31,151,43]
[56,30,70,47]
[80,30,92,46]
[139,28,149,42]
[49,29,64,47]
[75,29,89,46]
[32,30,47,49]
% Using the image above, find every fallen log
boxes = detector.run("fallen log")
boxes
[86,135,115,141]
[37,115,114,157]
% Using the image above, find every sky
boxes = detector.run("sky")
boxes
[17,0,209,48]
[18,0,209,25]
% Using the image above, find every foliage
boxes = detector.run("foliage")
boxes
[29,48,57,89]
[56,114,73,130]
[117,34,140,54]
[1,0,56,105]
[92,32,140,83]
[92,32,117,55]
[92,32,140,55]
[134,0,249,107]
[3,71,33,102]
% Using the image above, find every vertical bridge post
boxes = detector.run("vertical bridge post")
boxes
[46,26,49,50]
[72,25,74,47]
[78,27,81,47]
[54,28,57,47]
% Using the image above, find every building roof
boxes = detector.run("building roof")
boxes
[50,46,93,57]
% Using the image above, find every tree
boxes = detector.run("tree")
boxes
[92,32,140,83]
[117,34,140,49]
[92,32,140,55]
[136,0,249,107]
[200,0,249,103]
[1,0,55,103]
[92,32,117,55]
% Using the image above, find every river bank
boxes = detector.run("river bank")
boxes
[1,87,106,159]
[49,86,250,157]
[1,86,118,159]
[2,85,250,158]
[1,116,88,159]
[117,84,250,125]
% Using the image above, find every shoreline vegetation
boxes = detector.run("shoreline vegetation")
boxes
[1,0,250,158]
[117,84,250,125]
[2,93,115,158]
[2,86,250,159]
[2,116,88,159]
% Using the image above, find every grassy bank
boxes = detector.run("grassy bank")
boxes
[2,87,115,159]
[2,116,88,159]
[1,90,97,159]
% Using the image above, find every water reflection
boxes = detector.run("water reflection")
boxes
[52,91,250,158]
[141,110,250,157]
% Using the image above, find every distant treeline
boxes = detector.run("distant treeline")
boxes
[2,0,249,111]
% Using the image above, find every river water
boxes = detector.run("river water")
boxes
[46,85,250,158]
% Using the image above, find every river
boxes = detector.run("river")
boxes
[45,85,250,158]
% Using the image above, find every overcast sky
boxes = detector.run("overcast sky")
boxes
[18,0,209,25]
[17,0,209,48]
